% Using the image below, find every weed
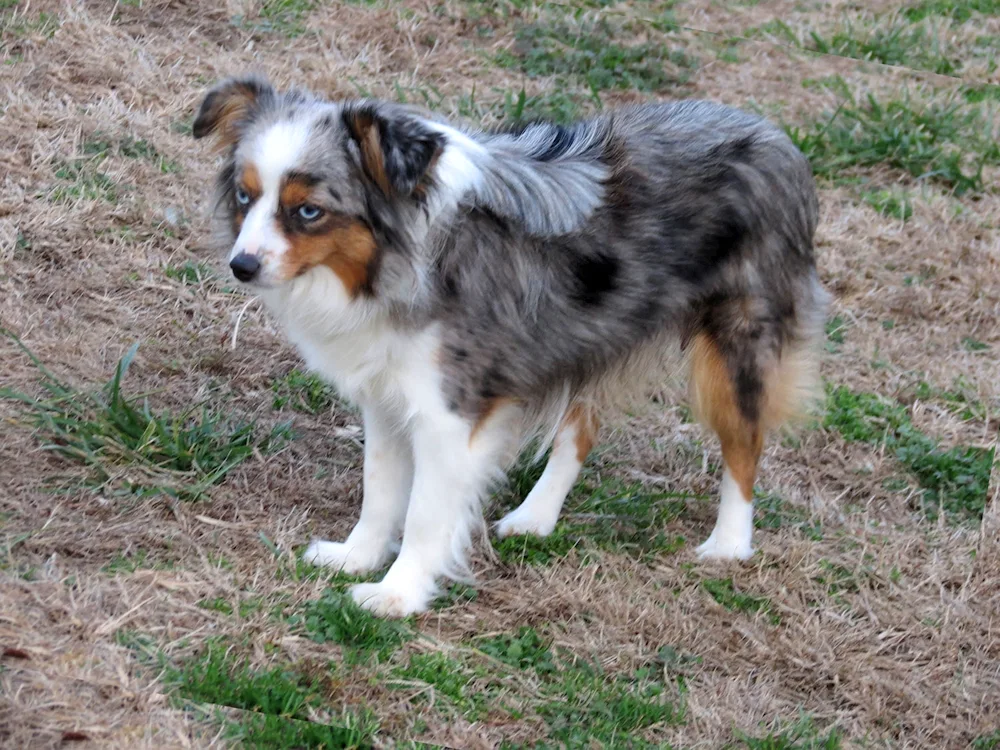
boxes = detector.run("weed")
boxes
[735,714,842,748]
[0,332,288,499]
[164,260,213,285]
[271,369,336,414]
[861,188,913,220]
[500,17,695,93]
[476,626,557,674]
[962,84,1000,103]
[703,578,780,624]
[973,730,1000,749]
[754,492,823,540]
[103,549,173,573]
[294,589,412,661]
[222,710,377,749]
[962,336,990,352]
[50,162,118,204]
[824,385,993,520]
[808,20,959,76]
[785,92,1000,194]
[825,315,847,349]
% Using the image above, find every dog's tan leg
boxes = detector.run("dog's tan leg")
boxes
[496,404,597,538]
[689,334,763,560]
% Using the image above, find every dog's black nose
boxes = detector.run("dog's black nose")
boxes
[230,253,261,282]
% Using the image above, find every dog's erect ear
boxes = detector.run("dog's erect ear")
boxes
[342,103,445,197]
[193,76,274,146]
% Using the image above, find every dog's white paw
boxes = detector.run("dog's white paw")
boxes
[695,531,754,561]
[496,505,558,538]
[350,580,433,618]
[302,539,390,575]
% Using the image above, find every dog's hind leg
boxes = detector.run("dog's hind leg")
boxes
[688,311,817,560]
[495,404,597,539]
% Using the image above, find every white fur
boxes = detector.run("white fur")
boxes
[696,469,755,560]
[422,121,487,221]
[496,419,584,538]
[231,121,311,285]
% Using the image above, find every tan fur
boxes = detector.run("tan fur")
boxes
[199,82,261,149]
[279,177,314,208]
[689,334,762,499]
[239,165,262,199]
[282,220,376,294]
[560,403,599,463]
[345,111,392,195]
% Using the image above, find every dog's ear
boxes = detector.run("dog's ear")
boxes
[193,76,274,146]
[342,103,445,197]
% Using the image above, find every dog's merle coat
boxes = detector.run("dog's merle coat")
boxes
[193,77,827,616]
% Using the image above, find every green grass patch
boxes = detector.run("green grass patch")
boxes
[807,20,960,76]
[236,0,316,37]
[271,369,337,414]
[735,714,842,748]
[164,260,213,285]
[909,378,988,421]
[391,652,484,718]
[703,578,780,624]
[476,626,558,674]
[294,588,412,661]
[785,91,1000,195]
[103,549,173,573]
[0,332,289,499]
[499,16,695,93]
[824,385,993,520]
[754,492,823,540]
[860,187,913,220]
[494,469,693,565]
[973,730,1000,749]
[83,133,181,173]
[468,627,687,746]
[157,640,378,748]
[903,0,1000,24]
[962,83,1000,103]
[50,162,119,204]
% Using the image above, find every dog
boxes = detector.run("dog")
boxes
[192,76,828,618]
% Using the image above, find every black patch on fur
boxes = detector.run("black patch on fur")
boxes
[342,103,445,196]
[570,251,620,306]
[533,124,576,162]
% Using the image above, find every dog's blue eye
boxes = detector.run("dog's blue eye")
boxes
[298,204,322,221]
[235,188,251,206]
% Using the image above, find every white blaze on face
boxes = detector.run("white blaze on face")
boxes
[231,120,312,283]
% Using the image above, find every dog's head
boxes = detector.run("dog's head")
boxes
[192,76,446,294]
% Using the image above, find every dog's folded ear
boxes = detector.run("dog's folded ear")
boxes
[342,102,445,198]
[193,76,274,146]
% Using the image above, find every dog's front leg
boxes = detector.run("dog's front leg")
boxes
[350,407,511,617]
[304,402,413,574]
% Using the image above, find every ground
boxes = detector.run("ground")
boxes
[1,0,999,748]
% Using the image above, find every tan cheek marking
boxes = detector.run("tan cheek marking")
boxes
[283,221,377,296]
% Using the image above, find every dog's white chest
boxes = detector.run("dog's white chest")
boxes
[288,320,443,419]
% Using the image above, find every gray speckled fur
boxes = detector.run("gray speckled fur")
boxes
[203,80,827,429]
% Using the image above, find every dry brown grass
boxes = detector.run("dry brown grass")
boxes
[2,0,998,748]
